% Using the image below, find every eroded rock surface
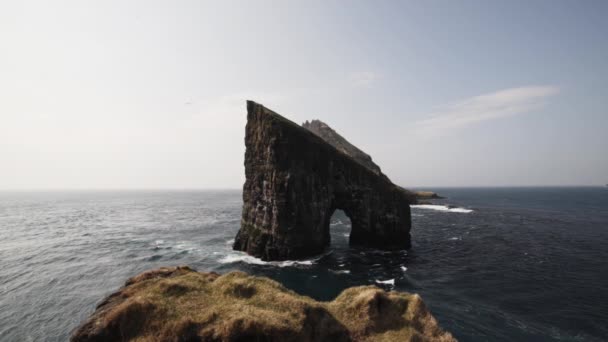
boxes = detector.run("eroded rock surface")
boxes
[234,101,412,261]
[302,119,382,176]
[71,266,456,342]
[302,120,442,204]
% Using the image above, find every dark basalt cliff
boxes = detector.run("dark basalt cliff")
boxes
[301,120,442,204]
[71,267,456,342]
[233,101,412,261]
[302,119,382,176]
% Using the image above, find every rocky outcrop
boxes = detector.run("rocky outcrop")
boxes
[301,120,442,204]
[414,191,444,200]
[234,101,412,261]
[302,119,382,176]
[71,266,456,342]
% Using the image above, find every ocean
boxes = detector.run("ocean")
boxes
[0,187,607,341]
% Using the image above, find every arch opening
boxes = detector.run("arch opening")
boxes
[328,209,352,248]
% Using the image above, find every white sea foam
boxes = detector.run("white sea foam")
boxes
[152,240,166,250]
[225,239,235,245]
[375,278,395,285]
[218,251,328,267]
[400,266,408,272]
[174,243,196,252]
[411,204,473,213]
[152,240,199,253]
[218,254,268,265]
[449,236,462,241]
[275,259,316,267]
[335,270,351,274]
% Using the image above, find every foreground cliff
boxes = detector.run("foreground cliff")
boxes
[234,101,412,261]
[71,266,456,342]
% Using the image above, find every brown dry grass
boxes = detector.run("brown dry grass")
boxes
[71,267,456,342]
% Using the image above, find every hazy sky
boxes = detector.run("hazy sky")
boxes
[1,1,607,189]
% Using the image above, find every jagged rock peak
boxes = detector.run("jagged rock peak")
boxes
[302,119,382,175]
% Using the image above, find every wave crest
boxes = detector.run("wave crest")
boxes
[411,204,473,213]
[218,251,329,267]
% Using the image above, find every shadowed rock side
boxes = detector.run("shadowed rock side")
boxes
[301,119,441,204]
[302,119,383,176]
[71,267,456,342]
[234,101,412,261]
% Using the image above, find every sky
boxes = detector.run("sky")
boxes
[1,0,607,189]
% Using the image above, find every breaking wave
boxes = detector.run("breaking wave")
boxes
[375,278,395,285]
[218,251,331,268]
[411,204,473,213]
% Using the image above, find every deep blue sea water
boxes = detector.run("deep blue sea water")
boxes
[1,187,607,341]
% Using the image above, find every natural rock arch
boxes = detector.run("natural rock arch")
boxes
[233,101,412,261]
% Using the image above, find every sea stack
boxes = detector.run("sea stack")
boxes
[233,101,412,261]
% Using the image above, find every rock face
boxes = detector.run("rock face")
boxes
[234,101,412,261]
[301,119,441,205]
[302,119,382,176]
[71,266,457,342]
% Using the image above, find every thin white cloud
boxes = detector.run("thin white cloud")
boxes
[414,85,559,137]
[349,71,379,88]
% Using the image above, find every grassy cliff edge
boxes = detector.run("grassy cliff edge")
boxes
[71,266,456,342]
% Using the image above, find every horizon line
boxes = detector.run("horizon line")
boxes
[0,184,605,192]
